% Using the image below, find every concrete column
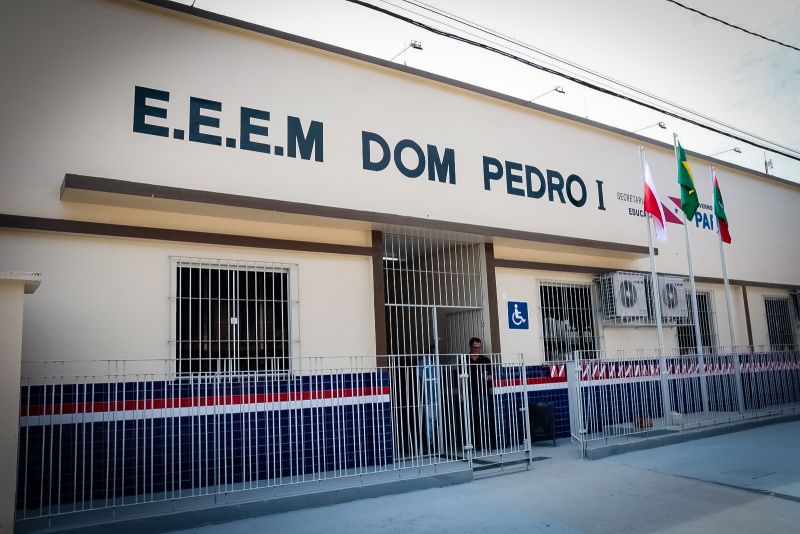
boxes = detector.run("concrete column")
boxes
[0,273,41,534]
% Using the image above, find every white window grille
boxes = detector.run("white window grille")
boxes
[170,257,299,374]
[382,233,484,356]
[539,281,601,361]
[383,233,482,309]
[765,296,797,350]
[677,291,718,354]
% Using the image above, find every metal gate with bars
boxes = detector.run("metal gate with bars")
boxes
[566,346,800,458]
[16,353,532,528]
[381,233,530,469]
[382,233,485,356]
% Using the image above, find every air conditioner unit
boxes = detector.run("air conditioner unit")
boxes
[658,276,688,319]
[599,272,648,320]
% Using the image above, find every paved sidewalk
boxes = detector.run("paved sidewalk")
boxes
[172,421,800,534]
[609,420,800,501]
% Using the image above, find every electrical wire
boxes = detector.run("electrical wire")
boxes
[345,0,800,163]
[665,0,800,53]
[396,0,800,157]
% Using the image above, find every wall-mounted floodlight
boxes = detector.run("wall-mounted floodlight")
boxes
[529,86,565,102]
[709,147,742,157]
[633,121,667,133]
[389,40,423,62]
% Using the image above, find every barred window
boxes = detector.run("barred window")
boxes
[677,291,718,355]
[765,297,797,350]
[172,258,294,374]
[539,281,600,361]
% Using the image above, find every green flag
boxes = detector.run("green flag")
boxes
[676,140,699,220]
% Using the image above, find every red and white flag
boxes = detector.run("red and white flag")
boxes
[643,161,668,242]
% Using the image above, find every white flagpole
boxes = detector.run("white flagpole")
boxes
[712,165,745,411]
[674,133,709,414]
[712,166,737,347]
[640,146,673,425]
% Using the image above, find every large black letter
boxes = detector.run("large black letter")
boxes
[525,165,546,199]
[287,116,323,161]
[362,131,390,171]
[546,170,566,203]
[566,174,587,207]
[240,107,270,153]
[505,161,525,197]
[427,145,456,184]
[133,86,169,137]
[189,96,222,146]
[394,139,425,178]
[483,156,503,190]
[596,180,606,210]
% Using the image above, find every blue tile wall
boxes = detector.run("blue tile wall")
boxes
[17,374,393,512]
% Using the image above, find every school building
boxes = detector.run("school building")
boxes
[1,1,798,532]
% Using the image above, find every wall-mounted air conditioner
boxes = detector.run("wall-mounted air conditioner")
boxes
[658,276,688,319]
[598,272,648,322]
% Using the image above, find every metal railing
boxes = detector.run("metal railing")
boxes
[16,353,531,523]
[566,346,800,457]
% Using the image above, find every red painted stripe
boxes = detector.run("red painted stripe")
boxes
[21,386,391,417]
[528,376,566,385]
[492,376,567,388]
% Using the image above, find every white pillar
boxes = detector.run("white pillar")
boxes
[0,272,41,534]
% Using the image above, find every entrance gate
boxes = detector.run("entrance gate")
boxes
[381,233,531,470]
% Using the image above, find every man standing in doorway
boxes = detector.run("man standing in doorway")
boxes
[468,337,495,452]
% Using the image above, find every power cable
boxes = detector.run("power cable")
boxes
[397,0,800,156]
[345,0,800,163]
[665,0,800,52]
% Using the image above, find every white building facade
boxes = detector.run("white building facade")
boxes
[2,0,799,529]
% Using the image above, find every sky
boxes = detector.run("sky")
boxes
[171,0,800,182]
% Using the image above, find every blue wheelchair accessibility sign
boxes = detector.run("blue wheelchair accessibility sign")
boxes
[507,301,529,330]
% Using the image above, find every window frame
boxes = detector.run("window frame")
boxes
[676,290,719,355]
[764,295,798,351]
[537,279,602,362]
[169,256,299,375]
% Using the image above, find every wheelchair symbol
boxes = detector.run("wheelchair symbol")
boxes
[511,304,527,326]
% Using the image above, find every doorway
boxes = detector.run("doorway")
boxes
[381,233,486,463]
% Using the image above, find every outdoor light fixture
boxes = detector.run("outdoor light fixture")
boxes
[709,147,742,157]
[633,121,667,133]
[765,155,774,175]
[389,40,423,62]
[530,85,565,102]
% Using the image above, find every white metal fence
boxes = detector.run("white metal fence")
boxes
[567,346,800,457]
[16,354,530,524]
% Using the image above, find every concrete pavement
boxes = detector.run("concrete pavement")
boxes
[171,421,800,533]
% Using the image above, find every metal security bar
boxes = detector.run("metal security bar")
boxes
[169,257,300,375]
[381,233,493,468]
[383,234,482,309]
[566,346,800,457]
[382,234,485,358]
[539,281,601,361]
[463,354,531,464]
[16,353,531,525]
[677,291,718,354]
[386,353,530,470]
[765,297,798,350]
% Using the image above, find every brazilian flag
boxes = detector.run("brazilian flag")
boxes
[676,140,699,220]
